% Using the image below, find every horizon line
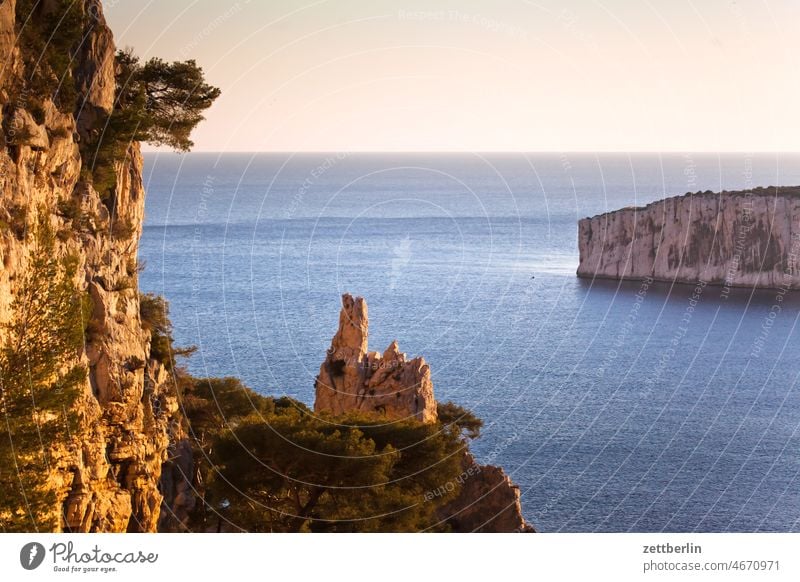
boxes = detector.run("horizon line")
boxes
[140,150,800,155]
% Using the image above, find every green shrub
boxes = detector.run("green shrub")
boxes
[202,407,466,532]
[437,400,483,440]
[139,293,195,371]
[56,196,82,222]
[2,204,29,240]
[110,276,134,292]
[114,50,221,152]
[177,376,279,446]
[111,217,136,241]
[126,258,146,277]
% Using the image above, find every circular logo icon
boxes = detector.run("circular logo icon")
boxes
[20,542,46,570]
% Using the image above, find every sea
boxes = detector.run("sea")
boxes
[139,152,800,532]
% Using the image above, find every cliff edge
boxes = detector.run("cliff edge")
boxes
[577,187,800,289]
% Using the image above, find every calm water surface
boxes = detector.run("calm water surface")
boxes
[139,153,800,532]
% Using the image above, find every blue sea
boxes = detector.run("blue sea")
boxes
[139,152,800,532]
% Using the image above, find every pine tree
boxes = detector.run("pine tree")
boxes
[194,397,466,532]
[0,211,87,532]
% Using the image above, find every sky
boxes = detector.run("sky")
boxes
[104,0,800,153]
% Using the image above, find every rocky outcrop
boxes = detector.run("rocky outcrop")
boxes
[578,187,800,289]
[314,294,437,423]
[438,453,534,533]
[315,294,534,532]
[74,0,116,139]
[0,0,177,532]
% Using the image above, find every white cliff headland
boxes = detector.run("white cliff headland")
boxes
[577,187,800,291]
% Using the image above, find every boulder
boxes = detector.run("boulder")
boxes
[7,109,49,149]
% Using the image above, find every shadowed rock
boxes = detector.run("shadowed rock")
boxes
[438,453,535,533]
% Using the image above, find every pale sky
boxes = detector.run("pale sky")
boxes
[104,0,800,152]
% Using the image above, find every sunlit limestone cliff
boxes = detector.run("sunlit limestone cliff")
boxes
[0,0,178,531]
[578,187,800,290]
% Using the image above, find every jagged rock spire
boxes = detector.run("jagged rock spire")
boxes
[314,294,437,423]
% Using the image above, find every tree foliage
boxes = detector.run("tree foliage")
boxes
[175,374,473,532]
[437,401,483,440]
[0,211,86,532]
[114,50,221,152]
[210,409,398,532]
[178,376,281,443]
[84,50,220,198]
[14,0,85,110]
[139,293,195,371]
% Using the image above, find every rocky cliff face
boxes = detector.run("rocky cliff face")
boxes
[578,187,800,289]
[0,0,178,532]
[315,294,534,532]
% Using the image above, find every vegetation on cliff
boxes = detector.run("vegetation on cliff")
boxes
[0,213,87,532]
[114,50,221,152]
[139,293,195,372]
[13,0,84,111]
[177,374,481,532]
[89,50,220,197]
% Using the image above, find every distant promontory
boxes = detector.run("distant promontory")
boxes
[577,187,800,290]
